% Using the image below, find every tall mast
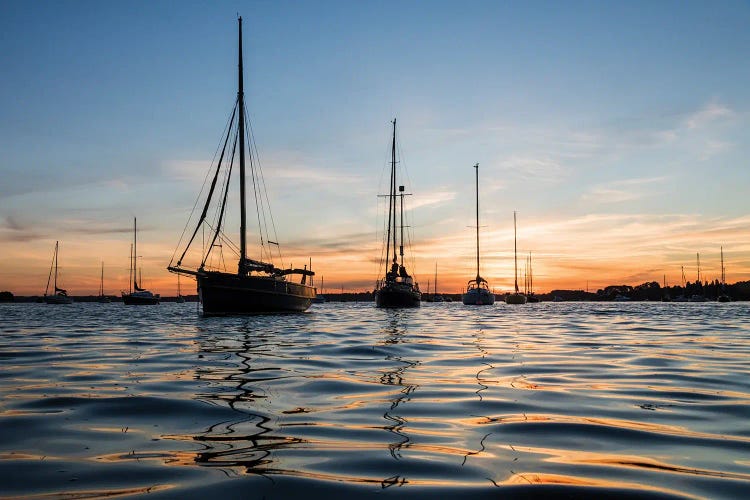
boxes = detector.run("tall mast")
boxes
[721,246,725,284]
[696,252,701,283]
[434,262,438,294]
[513,211,519,293]
[100,262,104,296]
[399,185,405,266]
[238,16,247,274]
[54,241,59,290]
[474,163,480,281]
[391,119,397,266]
[133,218,137,289]
[385,118,396,268]
[129,243,133,294]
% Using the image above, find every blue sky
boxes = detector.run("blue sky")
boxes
[1,0,749,294]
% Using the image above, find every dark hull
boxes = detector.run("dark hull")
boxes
[198,272,315,315]
[462,288,495,305]
[375,286,421,308]
[122,294,160,305]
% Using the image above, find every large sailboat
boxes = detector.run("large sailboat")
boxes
[168,17,315,315]
[122,217,160,305]
[374,119,421,308]
[462,163,494,305]
[44,241,73,304]
[505,211,527,304]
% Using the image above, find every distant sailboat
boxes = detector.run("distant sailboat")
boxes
[122,217,160,305]
[168,18,315,314]
[374,119,421,308]
[661,274,671,302]
[433,262,444,302]
[44,241,73,304]
[526,252,539,303]
[462,163,494,305]
[312,275,326,304]
[176,273,185,303]
[689,252,707,302]
[718,246,730,302]
[505,211,527,305]
[97,262,111,303]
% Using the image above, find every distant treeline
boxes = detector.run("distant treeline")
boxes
[3,282,749,303]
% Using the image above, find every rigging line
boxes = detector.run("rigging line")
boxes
[171,100,239,266]
[243,106,268,264]
[246,106,284,269]
[175,102,238,267]
[203,124,238,269]
[45,246,55,295]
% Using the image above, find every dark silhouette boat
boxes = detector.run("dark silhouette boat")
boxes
[168,17,315,315]
[462,163,494,306]
[44,241,73,304]
[375,119,421,308]
[97,261,111,303]
[122,217,160,305]
[718,246,730,302]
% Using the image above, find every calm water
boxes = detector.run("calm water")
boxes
[1,301,749,499]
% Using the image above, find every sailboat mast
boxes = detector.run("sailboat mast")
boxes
[721,246,725,284]
[133,218,138,290]
[129,243,133,294]
[100,262,104,296]
[513,211,519,293]
[696,252,701,283]
[237,16,248,274]
[384,121,395,268]
[474,163,480,280]
[399,186,405,266]
[391,119,398,265]
[434,262,438,295]
[54,241,59,291]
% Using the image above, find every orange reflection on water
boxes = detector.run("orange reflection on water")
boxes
[500,471,697,498]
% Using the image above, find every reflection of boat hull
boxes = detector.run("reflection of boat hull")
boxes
[122,292,160,305]
[198,271,315,315]
[462,288,494,305]
[375,284,421,308]
[44,294,73,304]
[505,293,527,304]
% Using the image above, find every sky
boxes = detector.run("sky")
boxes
[1,0,749,296]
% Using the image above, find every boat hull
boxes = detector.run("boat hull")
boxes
[198,272,315,315]
[505,293,527,305]
[462,288,495,305]
[375,285,421,308]
[122,292,160,305]
[44,294,73,304]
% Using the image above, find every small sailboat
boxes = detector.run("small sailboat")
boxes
[375,118,421,308]
[505,211,527,304]
[661,274,671,302]
[718,246,730,302]
[122,217,160,305]
[689,252,707,302]
[44,241,73,304]
[97,262,111,303]
[168,18,315,314]
[176,273,185,303]
[433,262,444,302]
[462,163,494,305]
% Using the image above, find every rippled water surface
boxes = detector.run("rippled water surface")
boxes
[1,301,749,498]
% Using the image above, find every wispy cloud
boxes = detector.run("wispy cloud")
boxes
[581,176,669,204]
[684,100,734,130]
